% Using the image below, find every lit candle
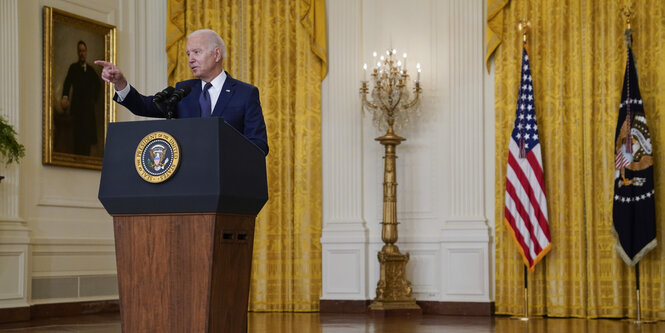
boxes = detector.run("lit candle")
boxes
[363,63,367,81]
[392,49,397,55]
[402,53,407,70]
[416,63,421,81]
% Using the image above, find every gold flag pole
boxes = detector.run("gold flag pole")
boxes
[627,263,656,324]
[623,5,633,49]
[518,20,529,43]
[509,21,538,322]
[624,16,648,315]
[620,5,654,325]
[507,266,531,321]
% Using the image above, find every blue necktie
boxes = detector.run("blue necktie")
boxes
[199,82,212,117]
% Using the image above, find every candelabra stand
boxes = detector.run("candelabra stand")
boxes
[360,49,422,314]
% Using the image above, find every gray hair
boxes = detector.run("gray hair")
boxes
[187,29,227,59]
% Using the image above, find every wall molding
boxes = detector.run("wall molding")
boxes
[321,238,368,300]
[0,221,30,309]
[29,237,117,300]
[31,274,118,301]
[37,197,104,209]
[0,251,26,301]
[0,300,118,324]
[31,238,115,246]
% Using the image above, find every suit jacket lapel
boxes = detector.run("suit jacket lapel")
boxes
[211,72,236,118]
[186,82,203,117]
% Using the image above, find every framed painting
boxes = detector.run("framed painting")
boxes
[43,6,116,170]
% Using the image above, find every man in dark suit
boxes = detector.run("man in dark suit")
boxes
[94,29,269,155]
[61,40,102,155]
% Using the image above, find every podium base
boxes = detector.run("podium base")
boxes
[114,213,255,333]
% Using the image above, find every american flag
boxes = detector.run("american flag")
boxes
[504,43,552,272]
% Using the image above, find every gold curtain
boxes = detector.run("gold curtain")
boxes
[489,0,665,319]
[166,0,327,311]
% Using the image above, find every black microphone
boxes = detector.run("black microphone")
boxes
[152,86,175,103]
[166,85,192,104]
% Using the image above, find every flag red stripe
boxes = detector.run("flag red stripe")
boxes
[507,152,548,250]
[505,175,543,255]
[525,151,551,239]
[508,143,550,235]
[526,149,546,195]
[508,141,548,218]
[504,206,534,266]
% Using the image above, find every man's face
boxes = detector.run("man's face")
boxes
[77,43,87,63]
[186,34,221,82]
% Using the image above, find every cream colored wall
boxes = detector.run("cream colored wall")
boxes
[0,0,167,308]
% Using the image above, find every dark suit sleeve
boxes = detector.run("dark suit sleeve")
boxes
[243,86,269,155]
[62,64,75,98]
[113,86,166,118]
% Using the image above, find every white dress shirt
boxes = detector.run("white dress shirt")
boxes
[201,71,227,115]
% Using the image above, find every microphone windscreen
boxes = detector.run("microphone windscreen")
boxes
[153,86,175,103]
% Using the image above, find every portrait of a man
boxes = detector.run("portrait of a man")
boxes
[43,7,115,170]
[59,40,102,156]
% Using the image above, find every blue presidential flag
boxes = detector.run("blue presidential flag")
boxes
[612,47,656,266]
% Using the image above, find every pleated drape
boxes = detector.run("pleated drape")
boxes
[488,0,665,319]
[166,0,327,312]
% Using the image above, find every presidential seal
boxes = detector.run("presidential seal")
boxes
[135,132,180,183]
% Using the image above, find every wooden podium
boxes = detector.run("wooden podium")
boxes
[99,118,268,332]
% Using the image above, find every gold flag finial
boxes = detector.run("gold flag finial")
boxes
[622,5,634,48]
[622,4,634,29]
[518,20,531,43]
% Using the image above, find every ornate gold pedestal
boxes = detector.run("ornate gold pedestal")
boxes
[368,128,421,315]
[360,48,423,315]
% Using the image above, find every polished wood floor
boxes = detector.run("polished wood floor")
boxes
[0,312,663,332]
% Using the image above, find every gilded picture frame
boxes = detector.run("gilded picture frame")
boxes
[43,7,116,170]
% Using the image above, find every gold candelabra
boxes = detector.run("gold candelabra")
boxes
[360,49,422,313]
